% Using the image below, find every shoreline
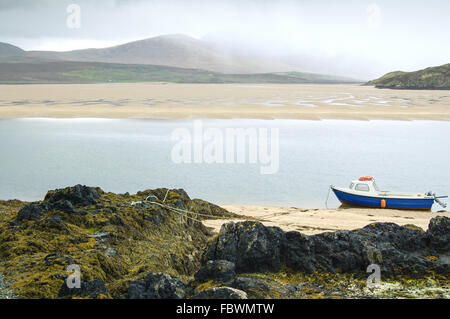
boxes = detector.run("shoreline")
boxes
[0,83,449,121]
[203,205,449,235]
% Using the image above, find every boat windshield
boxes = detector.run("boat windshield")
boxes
[349,182,355,189]
[372,182,380,192]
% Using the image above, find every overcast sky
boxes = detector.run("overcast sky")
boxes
[0,0,449,79]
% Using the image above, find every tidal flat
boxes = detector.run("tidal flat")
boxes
[0,83,449,120]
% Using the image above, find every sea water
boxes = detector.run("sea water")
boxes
[0,118,449,210]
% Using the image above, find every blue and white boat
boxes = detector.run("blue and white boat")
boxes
[331,177,447,211]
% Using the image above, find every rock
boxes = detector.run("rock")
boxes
[193,287,247,299]
[51,200,79,214]
[203,217,450,278]
[42,214,69,233]
[127,273,187,299]
[16,204,46,222]
[192,199,236,219]
[427,216,450,252]
[194,260,235,283]
[0,274,17,299]
[232,276,302,299]
[204,221,285,273]
[44,185,102,207]
[232,276,270,294]
[58,279,108,299]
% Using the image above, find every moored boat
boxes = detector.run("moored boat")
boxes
[331,176,447,210]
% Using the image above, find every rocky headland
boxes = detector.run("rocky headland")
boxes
[0,185,448,299]
[366,63,450,90]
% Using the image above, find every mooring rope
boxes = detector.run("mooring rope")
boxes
[325,186,331,209]
[130,192,226,223]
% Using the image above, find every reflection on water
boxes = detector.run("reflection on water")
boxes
[0,119,449,211]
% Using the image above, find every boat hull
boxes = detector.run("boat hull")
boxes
[332,188,434,210]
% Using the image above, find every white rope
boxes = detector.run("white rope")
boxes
[325,186,331,209]
[135,193,229,223]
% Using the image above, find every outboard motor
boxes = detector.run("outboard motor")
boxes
[426,191,448,209]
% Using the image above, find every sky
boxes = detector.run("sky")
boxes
[0,0,449,79]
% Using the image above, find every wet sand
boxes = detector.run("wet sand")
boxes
[0,83,449,120]
[203,205,448,235]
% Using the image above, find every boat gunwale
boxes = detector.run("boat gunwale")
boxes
[331,186,434,201]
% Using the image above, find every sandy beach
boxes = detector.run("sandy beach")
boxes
[203,205,448,234]
[1,83,449,120]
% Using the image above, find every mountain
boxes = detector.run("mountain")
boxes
[27,34,298,74]
[366,63,450,89]
[0,35,361,84]
[0,42,25,58]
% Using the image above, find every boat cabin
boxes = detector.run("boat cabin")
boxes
[348,176,380,195]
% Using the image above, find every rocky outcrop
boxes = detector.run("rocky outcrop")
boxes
[366,63,450,90]
[15,185,99,223]
[44,184,102,206]
[127,273,187,299]
[428,216,450,252]
[203,217,450,278]
[16,203,46,222]
[203,222,285,273]
[193,287,247,299]
[0,185,239,299]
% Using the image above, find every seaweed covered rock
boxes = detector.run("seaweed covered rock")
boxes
[288,222,431,277]
[232,276,303,299]
[203,217,450,278]
[0,186,236,299]
[16,203,46,222]
[58,279,108,299]
[194,260,236,283]
[203,221,285,273]
[127,273,187,299]
[427,216,450,253]
[192,199,241,220]
[15,185,99,223]
[44,185,102,206]
[193,287,247,299]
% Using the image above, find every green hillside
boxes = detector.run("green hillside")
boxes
[0,60,360,84]
[366,63,450,89]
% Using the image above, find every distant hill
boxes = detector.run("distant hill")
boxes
[0,60,359,84]
[0,35,361,84]
[0,42,25,58]
[26,34,299,74]
[366,63,450,89]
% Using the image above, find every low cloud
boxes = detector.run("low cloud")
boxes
[0,0,449,79]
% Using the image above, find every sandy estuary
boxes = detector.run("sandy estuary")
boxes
[0,83,449,120]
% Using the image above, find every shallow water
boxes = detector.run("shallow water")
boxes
[0,119,449,211]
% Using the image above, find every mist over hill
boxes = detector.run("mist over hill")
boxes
[0,35,360,84]
[23,34,303,74]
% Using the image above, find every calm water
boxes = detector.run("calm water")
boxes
[0,119,449,210]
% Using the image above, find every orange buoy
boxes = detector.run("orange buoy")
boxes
[381,199,386,208]
[359,176,374,181]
